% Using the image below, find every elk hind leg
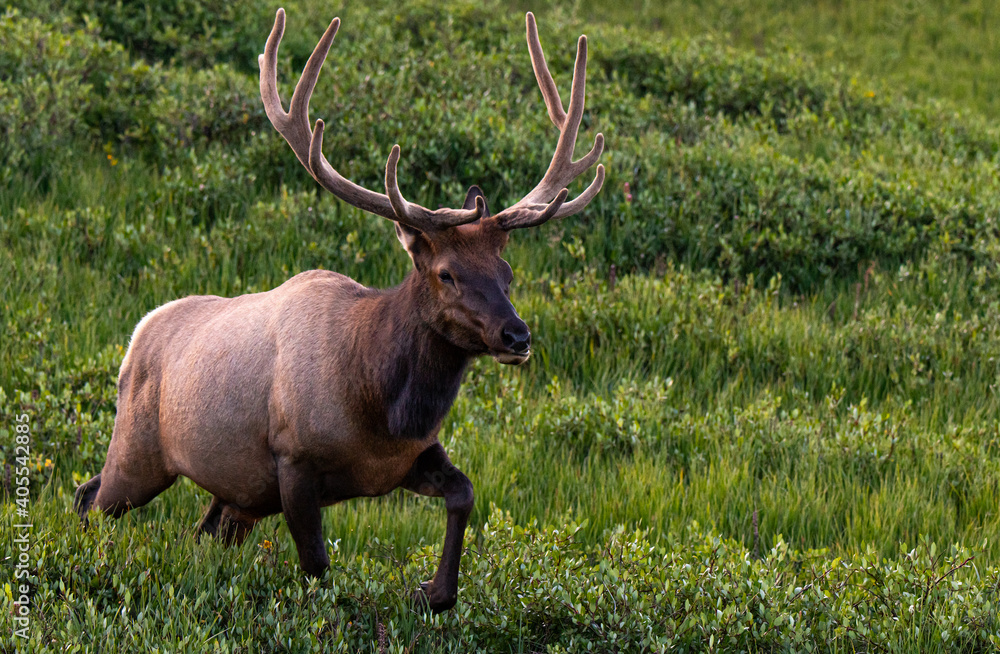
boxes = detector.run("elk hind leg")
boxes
[196,497,260,546]
[195,496,224,541]
[90,466,176,518]
[73,473,102,521]
[85,427,176,518]
[218,504,260,546]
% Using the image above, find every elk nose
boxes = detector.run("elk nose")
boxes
[501,322,531,354]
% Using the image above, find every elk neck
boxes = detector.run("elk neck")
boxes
[352,270,471,440]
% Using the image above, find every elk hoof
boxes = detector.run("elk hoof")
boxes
[412,580,457,613]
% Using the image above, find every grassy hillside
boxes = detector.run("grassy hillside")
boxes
[531,0,1000,119]
[3,0,1000,651]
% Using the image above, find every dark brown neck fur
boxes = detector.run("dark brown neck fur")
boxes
[351,272,471,440]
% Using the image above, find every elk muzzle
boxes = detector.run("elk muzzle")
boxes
[493,318,531,365]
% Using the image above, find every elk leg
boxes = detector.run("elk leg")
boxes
[84,409,176,518]
[197,497,260,545]
[277,459,329,577]
[73,473,102,522]
[218,504,260,546]
[90,471,176,518]
[195,496,223,541]
[400,443,474,613]
[83,445,176,519]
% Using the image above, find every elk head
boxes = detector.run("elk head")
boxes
[259,9,604,365]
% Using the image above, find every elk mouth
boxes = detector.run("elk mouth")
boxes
[491,328,531,365]
[494,350,530,365]
[490,316,531,365]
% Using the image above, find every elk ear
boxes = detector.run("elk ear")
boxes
[462,185,491,218]
[395,222,428,263]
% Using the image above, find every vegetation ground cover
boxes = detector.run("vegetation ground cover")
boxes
[2,0,1000,651]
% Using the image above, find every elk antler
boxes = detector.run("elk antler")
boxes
[259,9,485,232]
[491,12,605,231]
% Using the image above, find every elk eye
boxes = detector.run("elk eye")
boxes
[438,270,454,284]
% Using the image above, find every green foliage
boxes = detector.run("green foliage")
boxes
[5,2,1000,285]
[9,0,274,70]
[5,0,1000,651]
[2,505,998,652]
[0,7,267,188]
[534,0,1000,120]
[533,376,674,456]
[0,10,131,185]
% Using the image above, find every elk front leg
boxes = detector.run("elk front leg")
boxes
[277,459,329,577]
[400,443,474,613]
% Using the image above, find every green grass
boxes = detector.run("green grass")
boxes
[529,0,1000,120]
[3,0,1000,651]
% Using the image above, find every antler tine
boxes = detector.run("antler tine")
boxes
[525,12,566,129]
[491,12,605,231]
[261,8,483,231]
[549,35,589,177]
[385,146,485,230]
[553,163,605,218]
[494,163,604,230]
[259,9,337,172]
[494,188,569,231]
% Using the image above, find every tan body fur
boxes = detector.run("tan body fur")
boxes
[105,269,466,515]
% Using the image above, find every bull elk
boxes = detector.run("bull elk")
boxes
[74,8,604,612]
